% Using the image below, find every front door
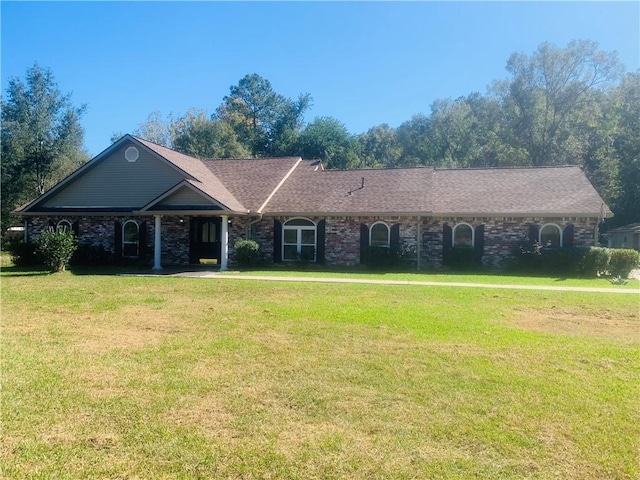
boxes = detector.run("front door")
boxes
[190,218,222,264]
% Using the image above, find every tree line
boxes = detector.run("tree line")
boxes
[2,40,638,234]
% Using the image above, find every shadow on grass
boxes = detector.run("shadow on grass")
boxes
[1,265,51,277]
[232,264,576,280]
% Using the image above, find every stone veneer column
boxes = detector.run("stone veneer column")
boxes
[220,215,228,271]
[153,215,162,270]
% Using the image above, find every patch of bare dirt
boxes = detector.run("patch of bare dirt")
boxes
[506,307,639,342]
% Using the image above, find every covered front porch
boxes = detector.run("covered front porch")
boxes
[149,213,233,271]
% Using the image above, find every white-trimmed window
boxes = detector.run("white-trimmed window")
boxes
[370,222,390,247]
[123,220,140,258]
[453,223,474,247]
[540,223,562,247]
[56,220,72,233]
[283,218,316,261]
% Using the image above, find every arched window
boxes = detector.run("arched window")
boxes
[540,224,562,247]
[283,218,316,261]
[56,220,72,233]
[370,222,390,248]
[123,220,140,258]
[453,223,474,247]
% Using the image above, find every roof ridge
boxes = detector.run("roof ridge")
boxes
[203,156,303,162]
[257,158,303,214]
[322,165,435,172]
[434,165,581,171]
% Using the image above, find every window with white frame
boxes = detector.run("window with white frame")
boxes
[370,222,390,247]
[540,224,561,247]
[453,223,473,246]
[123,220,140,258]
[283,218,316,261]
[56,220,72,233]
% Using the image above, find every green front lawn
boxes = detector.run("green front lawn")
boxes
[226,267,640,289]
[2,268,639,479]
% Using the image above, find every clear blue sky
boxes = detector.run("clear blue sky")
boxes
[2,1,638,157]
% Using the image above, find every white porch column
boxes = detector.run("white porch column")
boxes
[153,215,162,270]
[220,215,229,271]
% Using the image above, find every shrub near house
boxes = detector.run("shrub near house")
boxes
[515,243,639,278]
[35,229,78,273]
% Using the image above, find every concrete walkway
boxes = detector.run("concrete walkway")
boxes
[137,270,640,294]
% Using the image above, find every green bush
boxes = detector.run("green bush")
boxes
[444,245,481,269]
[4,239,39,266]
[234,239,260,268]
[608,249,639,278]
[512,244,638,279]
[35,229,78,272]
[579,247,611,277]
[513,243,586,276]
[362,246,397,270]
[546,247,586,276]
[72,244,114,266]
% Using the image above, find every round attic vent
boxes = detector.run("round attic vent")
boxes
[125,146,139,162]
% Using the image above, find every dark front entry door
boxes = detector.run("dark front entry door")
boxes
[190,218,222,264]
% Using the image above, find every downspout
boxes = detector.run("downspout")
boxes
[594,202,604,247]
[246,213,263,240]
[416,215,422,271]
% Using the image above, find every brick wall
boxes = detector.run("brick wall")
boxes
[159,216,189,265]
[25,214,599,269]
[422,216,598,268]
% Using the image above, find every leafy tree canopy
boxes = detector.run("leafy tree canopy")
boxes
[1,63,88,231]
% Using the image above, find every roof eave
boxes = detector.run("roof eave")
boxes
[134,209,249,216]
[259,210,609,218]
[431,211,610,218]
[261,211,433,217]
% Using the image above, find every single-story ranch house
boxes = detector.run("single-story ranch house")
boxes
[16,134,612,270]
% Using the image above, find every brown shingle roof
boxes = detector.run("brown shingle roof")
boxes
[259,163,609,217]
[430,166,611,217]
[16,135,610,219]
[103,139,617,218]
[204,157,301,212]
[265,162,434,215]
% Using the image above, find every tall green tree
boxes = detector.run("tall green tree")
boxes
[1,63,88,230]
[608,73,640,227]
[295,117,361,169]
[170,109,250,159]
[494,40,623,166]
[358,124,402,168]
[396,114,433,166]
[133,111,172,147]
[215,74,311,156]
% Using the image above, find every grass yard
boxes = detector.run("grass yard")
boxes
[1,266,639,479]
[223,267,640,289]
